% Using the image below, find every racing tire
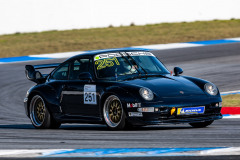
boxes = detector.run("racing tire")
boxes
[103,95,126,130]
[29,95,61,129]
[189,120,214,128]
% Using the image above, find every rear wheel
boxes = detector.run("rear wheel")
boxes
[29,95,61,129]
[189,120,214,128]
[103,95,126,130]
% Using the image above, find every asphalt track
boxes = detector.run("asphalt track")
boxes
[0,43,240,157]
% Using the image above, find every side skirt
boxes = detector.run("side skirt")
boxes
[52,113,104,124]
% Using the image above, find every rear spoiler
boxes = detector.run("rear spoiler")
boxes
[33,63,61,69]
[25,63,60,84]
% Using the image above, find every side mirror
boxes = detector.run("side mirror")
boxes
[77,72,92,82]
[174,67,183,76]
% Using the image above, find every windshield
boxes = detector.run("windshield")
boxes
[94,52,169,78]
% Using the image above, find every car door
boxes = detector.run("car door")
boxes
[61,58,100,117]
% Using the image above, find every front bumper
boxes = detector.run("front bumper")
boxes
[127,113,222,125]
[126,102,222,125]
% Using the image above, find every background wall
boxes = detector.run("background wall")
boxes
[0,0,240,35]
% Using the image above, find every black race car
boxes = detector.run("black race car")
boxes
[24,50,222,130]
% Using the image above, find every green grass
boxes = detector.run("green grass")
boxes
[222,94,240,107]
[0,19,240,58]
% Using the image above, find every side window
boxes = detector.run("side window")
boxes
[69,59,93,79]
[52,63,69,80]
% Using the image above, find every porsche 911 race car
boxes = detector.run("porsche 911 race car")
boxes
[24,50,222,130]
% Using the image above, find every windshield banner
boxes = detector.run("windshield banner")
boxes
[94,52,155,61]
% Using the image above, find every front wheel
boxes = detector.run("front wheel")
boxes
[29,95,61,129]
[103,95,126,130]
[189,120,214,128]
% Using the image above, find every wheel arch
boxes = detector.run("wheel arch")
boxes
[27,91,50,117]
[27,85,61,118]
[182,75,222,98]
[99,86,138,119]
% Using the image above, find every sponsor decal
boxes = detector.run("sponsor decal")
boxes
[94,52,155,61]
[84,85,97,105]
[170,107,176,115]
[127,103,141,108]
[177,106,205,115]
[128,112,143,117]
[125,52,155,57]
[94,53,122,61]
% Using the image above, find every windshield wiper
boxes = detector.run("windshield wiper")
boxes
[126,55,148,76]
[119,52,141,75]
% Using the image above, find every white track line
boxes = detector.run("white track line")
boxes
[132,43,203,50]
[221,90,240,95]
[225,38,240,41]
[29,51,85,59]
[0,149,72,157]
[223,115,240,119]
[1,148,240,157]
[200,147,240,156]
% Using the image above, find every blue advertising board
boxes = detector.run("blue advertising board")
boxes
[177,106,205,115]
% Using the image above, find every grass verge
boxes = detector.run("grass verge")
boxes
[222,94,240,107]
[0,19,240,58]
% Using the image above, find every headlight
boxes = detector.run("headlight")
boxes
[139,88,154,100]
[204,83,218,96]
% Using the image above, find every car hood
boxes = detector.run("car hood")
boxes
[124,75,205,97]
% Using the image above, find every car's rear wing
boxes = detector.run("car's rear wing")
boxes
[33,63,61,69]
[25,63,60,84]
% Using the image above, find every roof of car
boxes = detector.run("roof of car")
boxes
[66,49,150,61]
